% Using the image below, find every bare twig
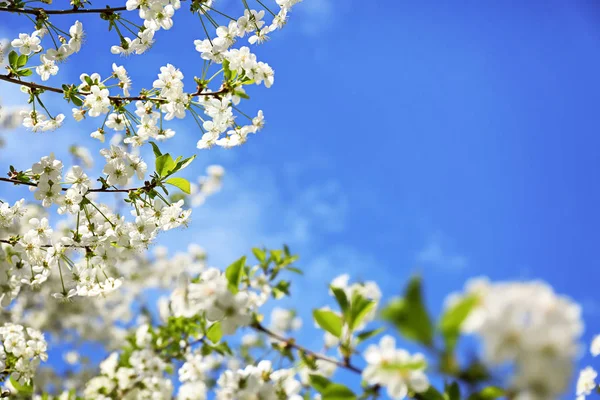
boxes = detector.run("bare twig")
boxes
[0,74,228,102]
[0,176,152,193]
[251,322,362,374]
[0,5,127,16]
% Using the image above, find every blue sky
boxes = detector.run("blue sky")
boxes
[2,0,600,394]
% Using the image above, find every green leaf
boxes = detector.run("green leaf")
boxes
[252,247,266,263]
[381,276,434,346]
[225,256,246,294]
[18,69,32,77]
[270,249,283,263]
[223,59,233,80]
[349,293,375,330]
[155,153,176,177]
[17,54,28,68]
[272,280,291,299]
[322,383,356,400]
[165,177,191,194]
[308,374,331,393]
[313,309,343,338]
[330,286,349,319]
[439,294,479,350]
[468,386,505,400]
[70,95,83,107]
[356,327,385,343]
[149,141,162,157]
[300,351,318,370]
[446,381,460,400]
[286,266,303,275]
[8,50,18,68]
[480,386,505,399]
[234,90,250,99]
[166,154,197,177]
[10,377,33,395]
[206,322,222,343]
[418,386,445,400]
[213,341,233,356]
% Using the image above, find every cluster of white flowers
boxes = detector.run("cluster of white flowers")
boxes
[109,28,156,56]
[0,199,25,229]
[113,0,181,55]
[0,242,212,391]
[576,335,600,400]
[216,360,303,400]
[20,109,65,133]
[269,307,302,335]
[3,0,302,154]
[84,349,173,399]
[75,71,130,142]
[195,96,265,149]
[31,154,65,207]
[321,274,382,348]
[190,164,224,206]
[189,7,287,150]
[77,63,186,146]
[100,145,146,187]
[447,278,583,399]
[0,39,9,63]
[153,64,186,119]
[81,330,306,400]
[0,144,222,303]
[176,351,229,400]
[169,268,252,335]
[7,22,83,130]
[362,335,429,400]
[0,323,47,385]
[0,102,26,140]
[94,2,297,149]
[11,22,84,68]
[177,352,210,400]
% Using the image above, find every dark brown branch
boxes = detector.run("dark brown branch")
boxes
[0,5,127,16]
[0,239,91,250]
[0,74,228,102]
[251,323,383,396]
[251,322,363,374]
[0,177,150,193]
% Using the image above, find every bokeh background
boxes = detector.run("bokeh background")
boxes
[2,0,600,394]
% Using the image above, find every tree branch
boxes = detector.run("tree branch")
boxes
[0,239,90,249]
[251,322,384,396]
[0,5,127,16]
[0,74,228,102]
[251,322,363,374]
[0,176,152,193]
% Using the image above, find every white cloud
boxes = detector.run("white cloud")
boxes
[165,165,351,268]
[416,232,468,271]
[303,244,390,284]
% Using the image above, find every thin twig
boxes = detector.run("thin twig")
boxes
[0,74,228,102]
[0,176,151,193]
[251,322,363,374]
[0,239,89,249]
[0,5,127,16]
